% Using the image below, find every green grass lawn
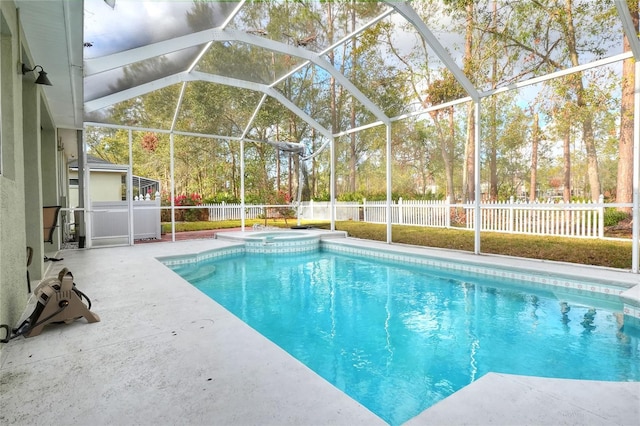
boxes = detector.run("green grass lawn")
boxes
[163,220,633,270]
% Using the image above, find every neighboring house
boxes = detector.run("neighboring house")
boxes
[68,154,160,207]
[68,155,127,206]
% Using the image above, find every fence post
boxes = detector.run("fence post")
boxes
[309,199,314,220]
[598,194,604,238]
[509,196,514,233]
[445,196,451,228]
[362,198,367,222]
[398,197,403,225]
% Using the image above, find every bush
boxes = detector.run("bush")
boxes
[603,208,630,227]
[203,193,240,204]
[160,193,207,222]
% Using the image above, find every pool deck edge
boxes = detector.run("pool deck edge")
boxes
[1,237,638,426]
[406,372,640,426]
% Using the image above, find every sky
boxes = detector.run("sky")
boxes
[84,0,227,58]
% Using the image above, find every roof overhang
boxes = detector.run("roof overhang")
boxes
[16,0,84,130]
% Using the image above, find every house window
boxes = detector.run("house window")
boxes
[69,178,79,186]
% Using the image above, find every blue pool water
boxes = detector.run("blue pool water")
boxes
[169,250,640,425]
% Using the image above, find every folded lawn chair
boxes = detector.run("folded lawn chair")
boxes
[26,246,33,293]
[43,206,62,261]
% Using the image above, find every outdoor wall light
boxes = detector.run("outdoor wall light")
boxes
[21,64,53,86]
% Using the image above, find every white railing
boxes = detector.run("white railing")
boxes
[201,196,608,239]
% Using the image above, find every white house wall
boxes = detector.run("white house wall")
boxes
[0,0,61,339]
[0,2,28,338]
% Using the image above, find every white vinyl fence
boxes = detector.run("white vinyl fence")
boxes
[205,202,263,221]
[204,203,295,221]
[465,196,605,238]
[91,199,161,245]
[203,196,606,239]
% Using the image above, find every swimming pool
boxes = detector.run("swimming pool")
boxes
[164,243,640,425]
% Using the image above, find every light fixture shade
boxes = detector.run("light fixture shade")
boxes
[34,70,52,86]
[21,63,52,86]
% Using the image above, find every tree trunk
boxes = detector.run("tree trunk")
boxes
[289,120,296,201]
[448,107,456,200]
[431,109,454,200]
[616,3,638,213]
[563,124,571,202]
[462,2,475,202]
[230,143,238,198]
[489,1,498,202]
[530,112,539,202]
[565,0,600,201]
[349,5,357,193]
[465,104,475,202]
[326,2,337,198]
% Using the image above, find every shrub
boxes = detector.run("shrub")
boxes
[603,208,630,227]
[161,192,207,222]
[203,193,240,204]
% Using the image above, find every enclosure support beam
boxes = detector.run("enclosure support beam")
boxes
[168,83,186,242]
[386,124,393,244]
[190,72,334,140]
[85,27,389,125]
[389,2,479,102]
[239,95,269,232]
[632,61,640,273]
[615,0,640,59]
[330,136,336,231]
[474,101,482,255]
[170,133,176,243]
[241,138,246,232]
[171,83,188,132]
[127,129,134,246]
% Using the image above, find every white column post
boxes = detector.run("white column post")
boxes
[386,124,392,243]
[170,133,175,242]
[127,129,134,245]
[240,139,246,231]
[474,100,482,254]
[330,136,336,231]
[632,61,640,272]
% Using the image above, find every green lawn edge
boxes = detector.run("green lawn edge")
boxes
[162,220,632,270]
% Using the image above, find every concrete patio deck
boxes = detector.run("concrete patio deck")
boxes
[1,235,638,425]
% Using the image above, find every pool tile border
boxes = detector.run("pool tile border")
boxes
[157,245,245,265]
[322,241,627,293]
[157,239,640,324]
[321,241,640,325]
[244,238,319,254]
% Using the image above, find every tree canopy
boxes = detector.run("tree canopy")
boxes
[84,0,636,208]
